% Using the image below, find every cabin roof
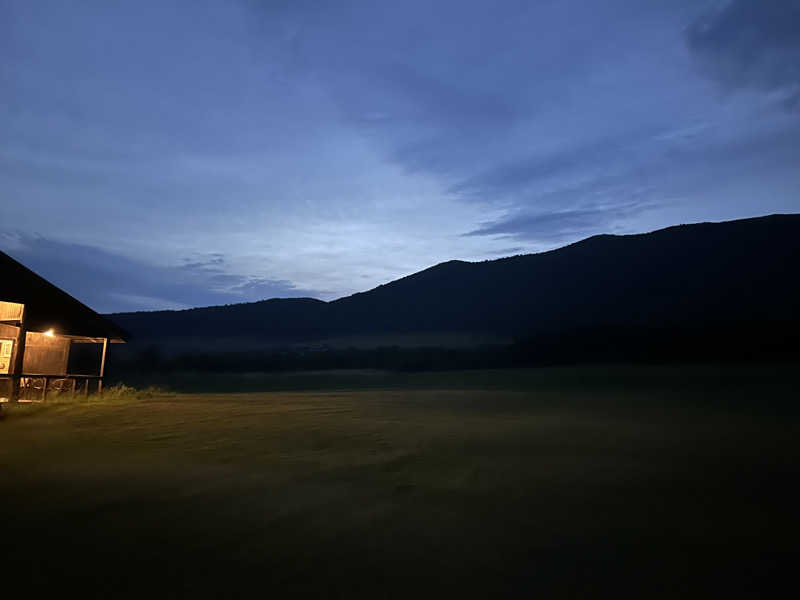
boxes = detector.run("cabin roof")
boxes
[0,250,128,342]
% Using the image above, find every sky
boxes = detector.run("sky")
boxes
[2,0,799,313]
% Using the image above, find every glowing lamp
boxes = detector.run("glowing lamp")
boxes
[44,329,55,337]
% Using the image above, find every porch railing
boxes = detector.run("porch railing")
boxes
[0,374,104,402]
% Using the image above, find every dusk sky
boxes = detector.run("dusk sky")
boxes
[2,0,799,313]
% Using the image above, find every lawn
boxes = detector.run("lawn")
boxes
[1,366,797,598]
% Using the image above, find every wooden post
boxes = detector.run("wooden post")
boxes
[98,338,108,395]
[42,376,49,402]
[9,305,26,402]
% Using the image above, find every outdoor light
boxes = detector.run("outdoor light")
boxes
[44,329,54,337]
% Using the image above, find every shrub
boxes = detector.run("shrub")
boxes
[101,384,171,400]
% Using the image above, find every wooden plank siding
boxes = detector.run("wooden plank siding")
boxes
[0,322,20,338]
[22,332,70,376]
[0,300,24,322]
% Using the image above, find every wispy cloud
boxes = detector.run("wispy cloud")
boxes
[465,201,656,242]
[0,234,320,313]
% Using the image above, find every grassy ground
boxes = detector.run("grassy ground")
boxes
[1,365,798,598]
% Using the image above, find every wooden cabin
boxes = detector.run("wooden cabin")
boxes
[0,251,127,402]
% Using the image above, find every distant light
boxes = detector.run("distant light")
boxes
[44,329,55,337]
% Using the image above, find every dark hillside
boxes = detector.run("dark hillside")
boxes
[109,297,327,341]
[326,214,799,336]
[109,214,800,368]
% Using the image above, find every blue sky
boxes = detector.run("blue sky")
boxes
[2,0,799,313]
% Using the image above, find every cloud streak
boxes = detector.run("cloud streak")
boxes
[465,201,656,242]
[1,234,319,313]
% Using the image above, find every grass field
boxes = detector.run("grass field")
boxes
[2,366,798,598]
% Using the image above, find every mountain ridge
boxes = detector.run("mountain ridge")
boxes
[110,213,798,318]
[109,214,800,355]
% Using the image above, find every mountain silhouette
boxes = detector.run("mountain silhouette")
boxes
[109,214,800,367]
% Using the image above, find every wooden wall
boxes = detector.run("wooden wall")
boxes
[0,301,24,322]
[0,322,19,338]
[22,332,69,376]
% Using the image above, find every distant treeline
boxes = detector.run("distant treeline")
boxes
[107,320,800,377]
[107,215,800,376]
